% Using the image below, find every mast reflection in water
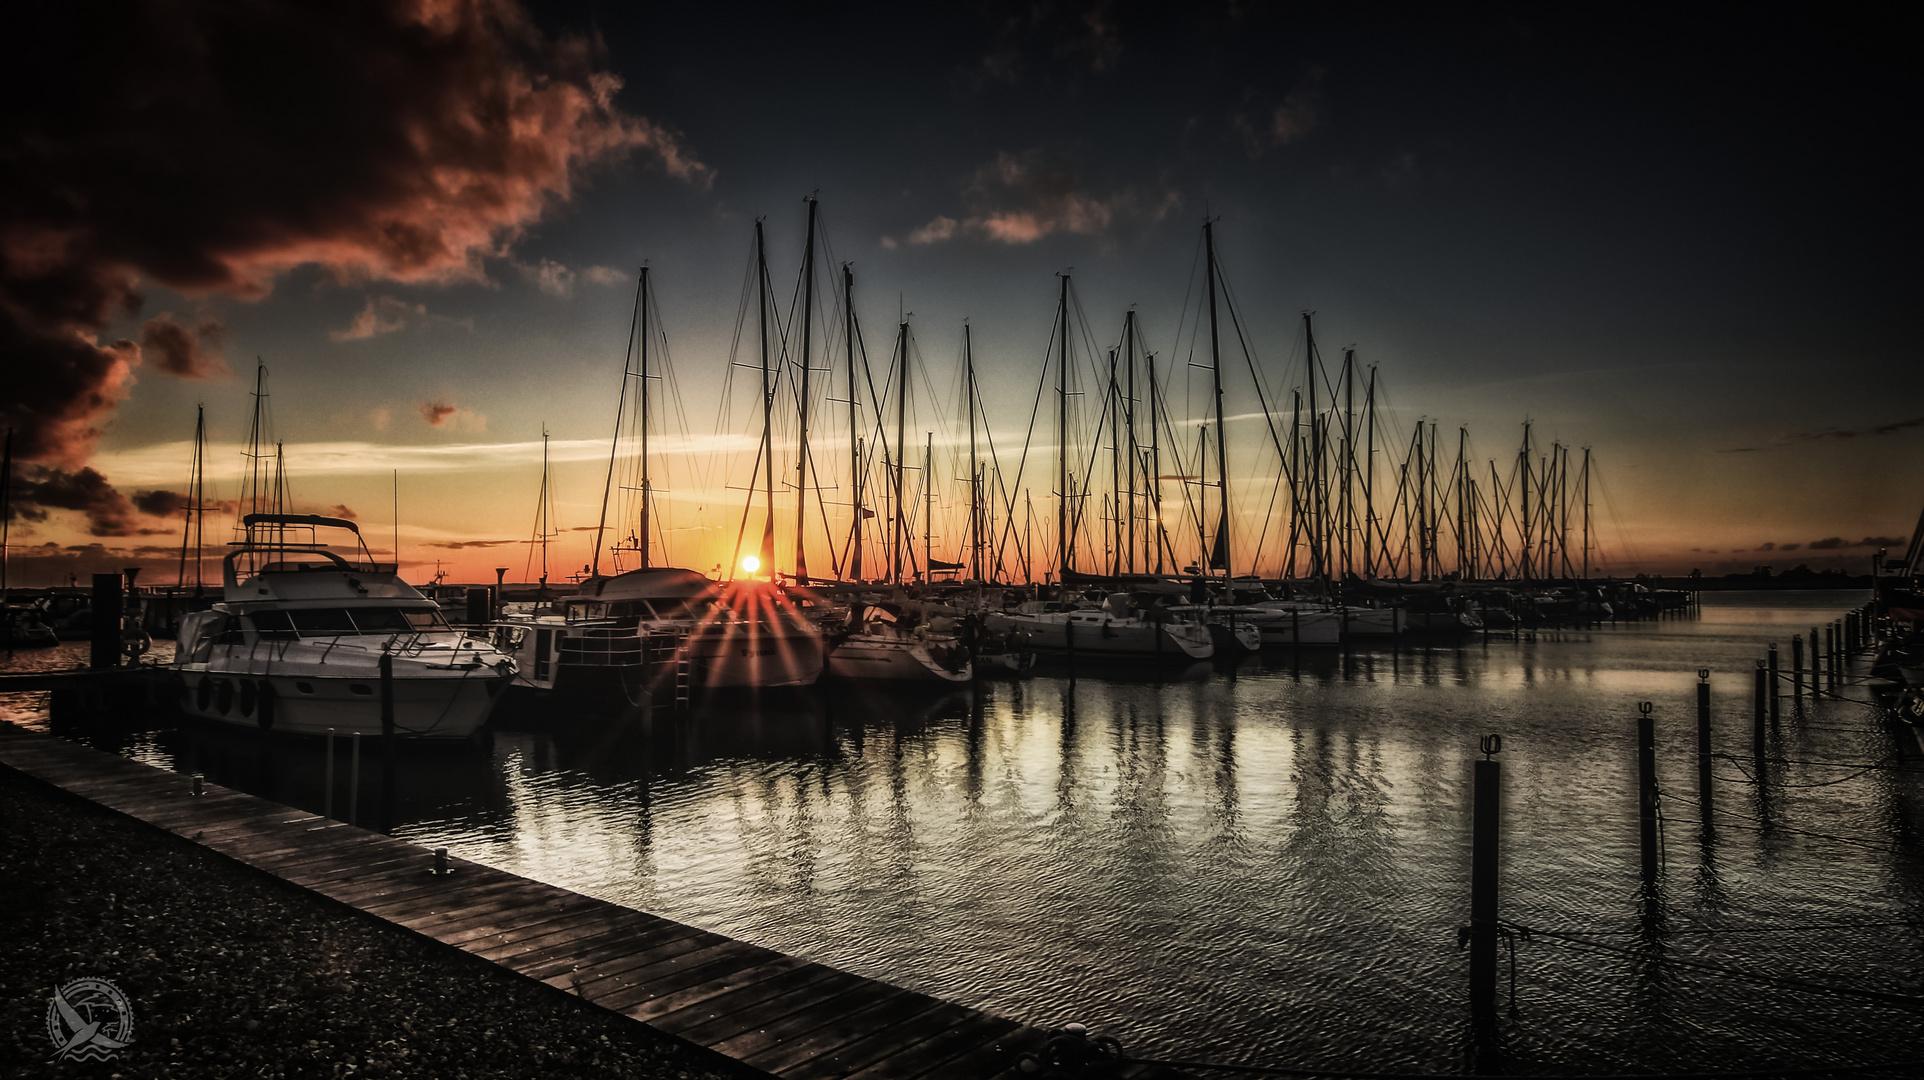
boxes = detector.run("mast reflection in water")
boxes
[13,590,1922,1074]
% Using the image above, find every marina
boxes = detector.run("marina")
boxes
[3,5,1920,1076]
[6,588,1921,1075]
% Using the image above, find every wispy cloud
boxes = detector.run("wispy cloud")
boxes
[331,295,425,341]
[894,149,1178,248]
[1722,414,1924,452]
[1234,67,1326,158]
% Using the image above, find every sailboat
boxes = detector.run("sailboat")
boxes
[500,254,825,701]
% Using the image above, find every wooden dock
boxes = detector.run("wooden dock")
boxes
[0,724,1078,1080]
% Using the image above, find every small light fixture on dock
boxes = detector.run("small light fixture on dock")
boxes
[430,847,453,876]
[191,773,204,796]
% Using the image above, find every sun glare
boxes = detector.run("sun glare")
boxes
[741,555,761,574]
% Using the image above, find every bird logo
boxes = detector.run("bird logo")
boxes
[46,978,133,1062]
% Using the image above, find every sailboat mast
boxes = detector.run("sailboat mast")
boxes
[1519,421,1532,581]
[966,323,981,582]
[1581,447,1592,580]
[756,220,775,575]
[894,319,908,586]
[1123,310,1137,575]
[592,268,644,578]
[1108,346,1121,577]
[846,265,863,582]
[1363,366,1376,579]
[1303,314,1322,581]
[1204,220,1229,582]
[793,196,818,583]
[177,406,206,589]
[1341,348,1355,578]
[1056,273,1070,581]
[638,265,652,570]
[924,431,933,583]
[1149,351,1165,575]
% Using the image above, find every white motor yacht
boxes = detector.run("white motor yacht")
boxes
[173,515,515,739]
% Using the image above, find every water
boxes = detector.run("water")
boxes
[8,590,1922,1074]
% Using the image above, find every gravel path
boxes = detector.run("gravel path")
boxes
[0,765,758,1079]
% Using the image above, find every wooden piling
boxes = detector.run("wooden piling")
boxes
[1790,635,1803,699]
[324,728,336,820]
[90,573,122,670]
[1695,673,1712,822]
[1767,644,1779,720]
[1469,737,1501,1029]
[1637,703,1658,884]
[1752,660,1767,757]
[380,649,396,832]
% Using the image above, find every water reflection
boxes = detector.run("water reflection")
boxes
[6,592,1921,1072]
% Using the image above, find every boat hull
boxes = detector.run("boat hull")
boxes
[178,667,506,739]
[827,635,971,683]
[990,613,1215,660]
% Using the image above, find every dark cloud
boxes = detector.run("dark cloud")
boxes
[1806,536,1846,550]
[1757,542,1775,551]
[1861,535,1907,547]
[12,466,167,536]
[325,504,358,521]
[419,402,459,427]
[1,0,705,466]
[129,489,239,518]
[1779,543,1801,551]
[1872,417,1924,435]
[139,314,229,380]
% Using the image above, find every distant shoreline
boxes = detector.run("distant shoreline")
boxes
[1643,575,1872,592]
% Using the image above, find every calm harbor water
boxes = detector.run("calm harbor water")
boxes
[7,590,1922,1074]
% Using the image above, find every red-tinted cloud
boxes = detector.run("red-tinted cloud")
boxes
[326,504,359,521]
[129,489,240,518]
[897,149,1178,247]
[419,402,460,427]
[1,0,707,466]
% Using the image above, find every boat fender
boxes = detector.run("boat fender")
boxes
[238,679,258,717]
[195,676,213,712]
[121,628,151,659]
[215,679,234,716]
[257,681,277,730]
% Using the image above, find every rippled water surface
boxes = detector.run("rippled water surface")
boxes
[8,589,1922,1074]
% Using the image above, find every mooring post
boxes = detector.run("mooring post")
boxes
[1469,733,1502,1030]
[348,731,361,827]
[1752,660,1767,758]
[1637,702,1658,884]
[1790,635,1803,699]
[1766,643,1779,720]
[379,649,396,833]
[90,572,123,670]
[324,728,336,819]
[1695,672,1712,821]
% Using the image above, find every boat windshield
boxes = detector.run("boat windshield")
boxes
[250,607,449,638]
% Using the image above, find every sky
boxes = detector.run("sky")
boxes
[2,1,1919,587]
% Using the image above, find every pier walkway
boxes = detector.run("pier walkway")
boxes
[0,724,1072,1080]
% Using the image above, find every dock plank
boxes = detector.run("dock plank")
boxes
[707,979,913,1060]
[779,1001,989,1080]
[0,725,1050,1080]
[745,989,950,1075]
